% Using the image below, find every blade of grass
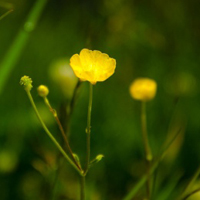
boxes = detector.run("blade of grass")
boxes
[0,0,47,95]
[122,127,183,200]
[176,165,200,200]
[155,171,183,200]
[183,188,200,200]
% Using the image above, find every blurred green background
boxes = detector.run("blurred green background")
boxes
[1,0,200,199]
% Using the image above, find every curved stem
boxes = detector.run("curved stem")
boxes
[26,91,83,176]
[43,97,82,171]
[141,101,153,199]
[183,188,200,200]
[84,83,93,174]
[176,164,200,200]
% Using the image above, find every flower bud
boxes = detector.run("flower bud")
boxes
[72,153,81,165]
[37,85,49,98]
[129,78,157,101]
[90,154,104,167]
[20,75,33,92]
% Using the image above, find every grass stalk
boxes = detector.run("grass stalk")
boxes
[0,0,47,95]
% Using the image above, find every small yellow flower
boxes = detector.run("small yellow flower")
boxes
[70,48,116,84]
[129,78,157,101]
[37,85,49,98]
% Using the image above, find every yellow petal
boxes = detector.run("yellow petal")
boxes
[80,49,93,70]
[69,48,116,84]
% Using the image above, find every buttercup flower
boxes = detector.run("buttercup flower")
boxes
[129,78,157,101]
[70,48,116,84]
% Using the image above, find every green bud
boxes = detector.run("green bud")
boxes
[90,154,104,167]
[73,153,80,166]
[96,154,104,162]
[20,75,33,92]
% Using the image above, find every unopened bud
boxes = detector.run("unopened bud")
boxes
[89,154,104,167]
[37,85,49,98]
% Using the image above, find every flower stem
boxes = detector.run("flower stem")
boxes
[26,91,83,176]
[80,175,86,200]
[123,126,182,200]
[43,97,82,171]
[0,9,13,20]
[141,101,153,199]
[84,83,93,174]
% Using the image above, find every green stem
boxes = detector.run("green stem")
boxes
[43,97,82,171]
[183,188,200,200]
[66,80,82,136]
[84,83,93,174]
[0,9,13,20]
[141,101,152,199]
[80,175,86,200]
[176,164,200,200]
[123,126,182,200]
[0,0,47,95]
[26,91,83,176]
[123,160,159,200]
[141,101,152,161]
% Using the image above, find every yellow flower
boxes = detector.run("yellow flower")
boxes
[70,48,116,84]
[129,78,157,101]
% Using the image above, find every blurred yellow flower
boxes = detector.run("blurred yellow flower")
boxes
[70,48,116,84]
[129,78,157,101]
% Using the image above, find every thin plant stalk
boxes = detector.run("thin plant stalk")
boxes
[123,126,182,200]
[66,80,82,136]
[80,176,86,200]
[182,188,200,200]
[176,164,200,200]
[43,97,82,171]
[0,0,47,95]
[26,91,82,176]
[0,9,13,20]
[141,101,153,199]
[80,83,93,200]
[84,83,93,174]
